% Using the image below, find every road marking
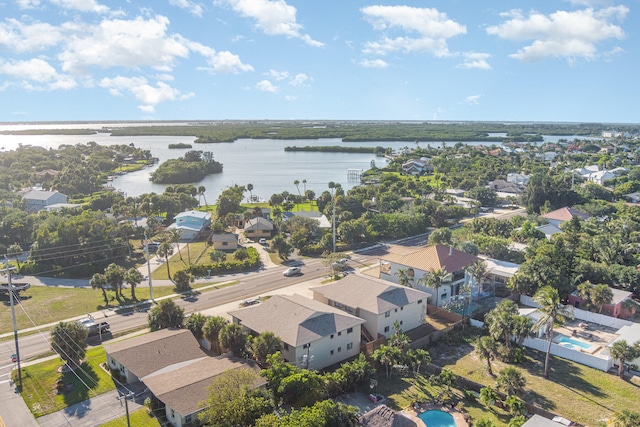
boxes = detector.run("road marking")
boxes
[0,364,14,371]
[0,379,10,385]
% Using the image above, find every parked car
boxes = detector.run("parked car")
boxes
[283,267,302,277]
[259,238,267,245]
[331,258,349,270]
[369,393,386,405]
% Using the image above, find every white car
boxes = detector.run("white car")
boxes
[283,267,302,277]
[331,258,349,269]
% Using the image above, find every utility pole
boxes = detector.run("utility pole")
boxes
[117,390,135,427]
[4,260,22,391]
[144,230,154,302]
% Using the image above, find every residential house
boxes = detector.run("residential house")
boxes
[379,245,479,307]
[171,210,212,241]
[244,217,274,239]
[605,323,640,368]
[209,233,238,251]
[568,287,636,319]
[228,294,365,370]
[507,173,530,185]
[401,157,433,176]
[623,192,640,203]
[282,211,331,229]
[541,207,590,228]
[480,257,520,295]
[310,274,428,340]
[360,405,419,427]
[23,189,67,212]
[104,329,263,427]
[521,415,572,427]
[487,179,525,195]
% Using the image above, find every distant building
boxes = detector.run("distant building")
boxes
[401,157,434,175]
[542,207,590,228]
[23,189,67,212]
[171,210,212,241]
[487,179,525,195]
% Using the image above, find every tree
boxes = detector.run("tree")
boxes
[270,234,293,260]
[203,316,229,355]
[294,179,301,196]
[125,267,143,300]
[219,323,248,358]
[197,185,208,209]
[372,345,402,379]
[407,348,430,375]
[609,340,639,379]
[476,335,499,376]
[496,366,526,397]
[199,368,273,427]
[90,272,109,306]
[255,399,359,427]
[485,299,519,353]
[475,420,496,427]
[51,321,88,368]
[7,244,23,274]
[479,386,499,408]
[608,410,640,427]
[509,416,527,427]
[247,183,254,202]
[166,228,185,266]
[418,268,448,307]
[512,315,533,346]
[591,283,614,314]
[184,313,207,341]
[147,299,184,331]
[279,370,327,407]
[250,332,282,364]
[532,286,573,378]
[104,263,126,299]
[395,268,414,288]
[173,269,192,292]
[505,395,526,416]
[428,227,452,245]
[156,241,174,280]
[438,368,457,391]
[467,260,488,300]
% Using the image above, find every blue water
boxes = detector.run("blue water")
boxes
[557,336,592,350]
[418,410,456,427]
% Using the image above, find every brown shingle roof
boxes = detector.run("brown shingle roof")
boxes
[228,294,364,347]
[142,356,265,416]
[104,329,207,380]
[310,275,428,315]
[382,244,479,273]
[360,405,418,427]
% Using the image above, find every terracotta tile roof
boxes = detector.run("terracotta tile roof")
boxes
[142,356,265,416]
[310,275,428,315]
[382,244,479,273]
[542,207,590,222]
[228,294,364,347]
[104,329,206,380]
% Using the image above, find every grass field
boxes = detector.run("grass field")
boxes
[99,409,162,427]
[15,347,115,417]
[429,331,640,426]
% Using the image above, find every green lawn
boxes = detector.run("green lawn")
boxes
[15,347,116,417]
[99,409,162,427]
[430,333,640,426]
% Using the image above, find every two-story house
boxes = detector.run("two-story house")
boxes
[171,210,212,241]
[23,189,67,212]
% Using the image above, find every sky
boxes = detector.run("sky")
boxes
[0,0,638,123]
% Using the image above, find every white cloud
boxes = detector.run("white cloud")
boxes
[256,79,278,93]
[50,0,109,14]
[458,52,492,70]
[361,5,466,57]
[221,0,323,47]
[567,0,613,6]
[205,51,254,73]
[289,73,310,86]
[360,59,389,68]
[464,95,481,105]
[486,6,628,62]
[0,58,76,90]
[99,75,194,111]
[266,69,289,80]
[16,0,40,9]
[169,0,204,17]
[284,95,296,101]
[0,19,64,53]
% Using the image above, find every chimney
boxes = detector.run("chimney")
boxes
[449,245,453,256]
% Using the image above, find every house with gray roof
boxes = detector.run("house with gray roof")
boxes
[23,189,67,212]
[310,275,428,341]
[244,216,274,239]
[228,294,365,370]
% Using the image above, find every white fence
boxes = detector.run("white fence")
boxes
[522,337,613,372]
[519,295,632,330]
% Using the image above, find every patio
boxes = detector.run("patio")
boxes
[553,319,620,357]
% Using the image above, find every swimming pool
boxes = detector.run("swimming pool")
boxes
[418,410,456,427]
[556,336,592,350]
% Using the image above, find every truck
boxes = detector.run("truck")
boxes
[0,282,30,294]
[77,317,110,336]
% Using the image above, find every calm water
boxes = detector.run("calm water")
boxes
[0,123,602,202]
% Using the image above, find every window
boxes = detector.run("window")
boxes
[418,299,423,304]
[283,343,289,351]
[347,343,353,350]
[347,327,353,334]
[338,331,342,336]
[303,343,310,349]
[400,306,404,311]
[384,326,390,333]
[330,350,334,355]
[330,334,334,339]
[395,308,398,313]
[338,347,342,352]
[185,415,192,423]
[400,321,403,325]
[222,241,228,246]
[335,302,344,309]
[385,311,390,318]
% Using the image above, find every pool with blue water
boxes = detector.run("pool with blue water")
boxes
[418,410,456,427]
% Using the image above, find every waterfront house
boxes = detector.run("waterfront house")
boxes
[23,189,67,212]
[401,157,433,176]
[379,245,479,307]
[310,274,428,340]
[228,294,365,370]
[243,217,274,239]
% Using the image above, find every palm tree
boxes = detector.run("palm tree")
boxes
[505,395,526,416]
[467,260,488,301]
[219,323,248,358]
[475,335,498,376]
[372,345,402,379]
[156,241,174,280]
[90,273,109,306]
[294,179,301,196]
[591,283,613,314]
[125,267,143,300]
[512,315,533,346]
[532,286,574,378]
[7,244,23,275]
[302,179,307,194]
[202,316,229,355]
[407,348,431,375]
[395,268,414,288]
[496,366,526,397]
[418,268,448,307]
[609,340,638,379]
[247,183,254,202]
[479,386,499,408]
[197,186,208,210]
[104,263,126,299]
[166,229,185,266]
[609,410,640,427]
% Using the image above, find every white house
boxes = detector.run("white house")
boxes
[379,244,479,307]
[310,274,429,340]
[506,173,530,186]
[228,294,364,370]
[23,189,67,212]
[171,210,212,241]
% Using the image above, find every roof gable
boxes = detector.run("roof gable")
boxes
[382,244,479,273]
[542,207,590,222]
